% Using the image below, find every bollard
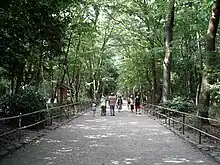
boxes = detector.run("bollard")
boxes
[60,107,62,122]
[182,114,185,134]
[37,112,40,132]
[199,132,202,144]
[172,112,174,128]
[165,109,167,124]
[198,118,202,144]
[50,109,53,125]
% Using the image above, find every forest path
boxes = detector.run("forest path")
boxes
[0,103,217,165]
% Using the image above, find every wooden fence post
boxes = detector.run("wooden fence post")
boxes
[182,114,185,134]
[168,111,170,126]
[18,113,22,140]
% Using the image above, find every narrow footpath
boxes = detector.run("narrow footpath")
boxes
[0,104,218,165]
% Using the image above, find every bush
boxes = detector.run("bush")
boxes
[209,105,220,119]
[0,86,46,127]
[159,97,197,114]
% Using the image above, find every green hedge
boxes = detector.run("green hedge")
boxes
[159,97,197,114]
[0,86,46,127]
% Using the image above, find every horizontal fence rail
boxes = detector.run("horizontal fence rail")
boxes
[0,101,92,139]
[145,104,220,144]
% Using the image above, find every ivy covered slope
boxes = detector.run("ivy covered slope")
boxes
[1,0,220,122]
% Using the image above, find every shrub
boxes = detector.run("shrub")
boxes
[209,105,220,119]
[159,97,197,115]
[0,86,46,127]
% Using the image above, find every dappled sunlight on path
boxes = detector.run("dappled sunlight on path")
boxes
[0,104,218,165]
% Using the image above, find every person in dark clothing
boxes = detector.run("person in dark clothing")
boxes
[135,95,141,114]
[130,95,134,112]
[100,96,107,116]
[117,96,123,111]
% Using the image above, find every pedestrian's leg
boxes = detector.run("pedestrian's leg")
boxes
[104,106,106,116]
[101,106,105,116]
[113,106,115,116]
[110,106,113,116]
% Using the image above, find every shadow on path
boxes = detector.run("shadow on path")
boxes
[0,104,218,165]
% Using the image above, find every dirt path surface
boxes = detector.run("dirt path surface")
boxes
[0,104,218,165]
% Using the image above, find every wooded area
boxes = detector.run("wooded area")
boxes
[1,0,220,121]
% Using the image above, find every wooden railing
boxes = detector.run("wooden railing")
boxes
[0,101,92,139]
[145,104,220,144]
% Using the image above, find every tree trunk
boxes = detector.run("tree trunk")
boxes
[15,62,25,93]
[10,69,15,95]
[61,32,72,84]
[75,69,81,102]
[35,53,43,91]
[151,53,157,105]
[196,32,202,105]
[162,0,175,102]
[198,0,220,124]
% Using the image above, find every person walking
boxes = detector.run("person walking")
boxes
[130,95,134,113]
[117,96,123,112]
[108,93,116,116]
[135,95,141,114]
[91,101,96,116]
[100,96,107,116]
[127,97,131,110]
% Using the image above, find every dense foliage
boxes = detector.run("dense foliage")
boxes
[159,97,197,114]
[0,87,46,116]
[1,0,220,120]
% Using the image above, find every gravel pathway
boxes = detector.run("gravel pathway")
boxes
[0,104,218,165]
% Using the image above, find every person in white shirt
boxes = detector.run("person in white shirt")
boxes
[91,102,96,116]
[100,96,107,116]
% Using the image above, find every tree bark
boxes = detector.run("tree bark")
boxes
[196,32,202,105]
[75,67,81,102]
[150,42,157,104]
[35,53,43,91]
[162,0,175,102]
[198,0,220,124]
[61,32,72,84]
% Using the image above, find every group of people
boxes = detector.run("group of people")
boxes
[91,93,142,116]
[91,93,123,116]
[127,94,141,114]
[100,93,123,116]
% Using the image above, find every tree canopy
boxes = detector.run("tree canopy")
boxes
[1,0,220,120]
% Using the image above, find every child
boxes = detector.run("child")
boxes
[100,96,107,116]
[91,102,96,116]
[127,97,131,110]
[130,96,134,113]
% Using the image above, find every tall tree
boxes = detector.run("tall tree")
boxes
[198,0,220,123]
[162,0,175,102]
